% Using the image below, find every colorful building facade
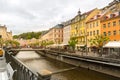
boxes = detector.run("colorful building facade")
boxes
[70,8,100,47]
[0,25,13,40]
[86,0,120,48]
[63,20,71,45]
[101,12,120,41]
[86,15,102,47]
[40,24,63,44]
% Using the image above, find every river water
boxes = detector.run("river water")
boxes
[15,51,119,80]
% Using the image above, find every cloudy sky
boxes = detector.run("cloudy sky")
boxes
[0,0,113,35]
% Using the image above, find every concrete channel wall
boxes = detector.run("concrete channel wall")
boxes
[36,50,120,78]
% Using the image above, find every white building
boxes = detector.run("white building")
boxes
[63,20,71,45]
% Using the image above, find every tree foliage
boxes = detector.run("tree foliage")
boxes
[5,40,20,47]
[29,42,40,47]
[0,38,4,47]
[40,41,54,47]
[89,35,109,48]
[89,35,109,55]
[68,37,78,51]
[13,31,47,39]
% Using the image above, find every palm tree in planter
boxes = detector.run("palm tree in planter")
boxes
[68,37,78,52]
[89,35,109,56]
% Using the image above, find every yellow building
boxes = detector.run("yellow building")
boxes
[70,8,100,48]
[0,25,13,40]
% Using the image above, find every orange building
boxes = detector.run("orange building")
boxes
[101,12,120,41]
[86,13,103,47]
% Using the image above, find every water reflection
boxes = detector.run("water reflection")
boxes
[16,51,119,80]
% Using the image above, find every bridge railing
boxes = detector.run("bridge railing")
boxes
[5,50,51,80]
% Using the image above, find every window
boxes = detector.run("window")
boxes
[110,14,114,18]
[93,31,95,35]
[103,24,106,28]
[90,24,92,28]
[90,31,92,36]
[59,30,60,33]
[54,29,56,32]
[88,39,89,42]
[113,21,116,26]
[81,31,83,34]
[108,22,110,27]
[96,21,98,26]
[97,30,99,35]
[93,22,95,27]
[113,30,116,35]
[0,35,2,38]
[108,31,111,36]
[118,20,120,25]
[87,32,89,36]
[103,32,107,36]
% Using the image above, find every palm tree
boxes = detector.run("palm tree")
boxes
[68,37,78,52]
[89,35,109,56]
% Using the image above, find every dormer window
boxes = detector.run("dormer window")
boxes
[104,16,109,19]
[90,17,94,20]
[97,15,101,18]
[110,14,116,18]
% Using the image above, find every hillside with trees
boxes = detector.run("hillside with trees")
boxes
[13,31,47,39]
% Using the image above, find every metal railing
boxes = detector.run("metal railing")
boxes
[5,50,51,80]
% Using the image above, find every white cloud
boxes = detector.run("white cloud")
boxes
[0,0,113,35]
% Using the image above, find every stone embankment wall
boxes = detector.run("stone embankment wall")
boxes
[36,50,120,78]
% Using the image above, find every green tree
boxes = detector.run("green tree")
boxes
[68,37,78,51]
[40,41,47,47]
[5,40,20,47]
[0,38,4,47]
[47,41,54,45]
[13,31,47,39]
[29,42,40,47]
[89,35,109,55]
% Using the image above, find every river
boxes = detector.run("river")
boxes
[15,51,119,80]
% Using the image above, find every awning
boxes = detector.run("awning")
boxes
[50,44,59,47]
[103,41,120,48]
[59,44,68,46]
[76,44,86,48]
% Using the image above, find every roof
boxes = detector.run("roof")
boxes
[72,8,97,21]
[103,41,120,48]
[53,24,64,28]
[101,11,120,22]
[82,8,96,15]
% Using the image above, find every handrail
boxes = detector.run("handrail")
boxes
[12,55,38,76]
[5,50,41,80]
[5,50,52,80]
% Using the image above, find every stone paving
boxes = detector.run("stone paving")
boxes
[0,58,8,80]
